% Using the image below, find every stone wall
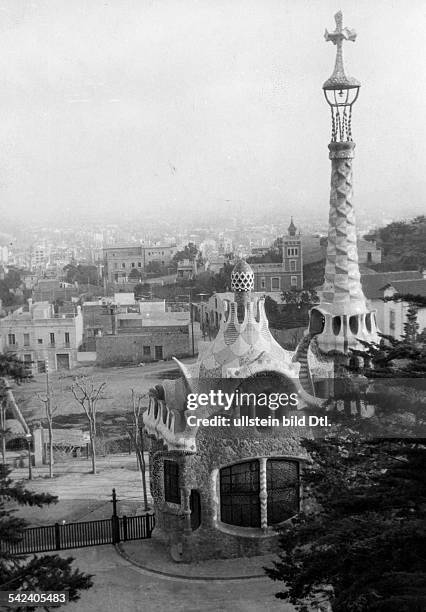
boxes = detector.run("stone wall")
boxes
[96,327,191,366]
[149,424,310,562]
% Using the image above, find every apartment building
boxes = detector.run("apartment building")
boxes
[0,300,83,373]
[103,245,177,283]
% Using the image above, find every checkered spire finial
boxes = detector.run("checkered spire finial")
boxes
[231,259,254,292]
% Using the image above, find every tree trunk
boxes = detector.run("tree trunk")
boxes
[132,426,149,512]
[90,427,97,474]
[138,429,149,511]
[140,453,149,512]
[1,434,5,466]
[47,422,54,478]
[1,401,6,466]
[136,449,149,512]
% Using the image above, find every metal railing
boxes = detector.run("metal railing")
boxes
[0,513,155,555]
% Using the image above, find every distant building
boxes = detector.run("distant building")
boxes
[33,279,78,303]
[382,277,426,338]
[361,271,422,333]
[22,274,39,291]
[31,245,49,271]
[176,259,197,281]
[250,246,270,258]
[251,218,303,293]
[95,309,199,366]
[206,254,227,274]
[83,296,166,333]
[0,246,9,265]
[103,245,177,283]
[0,300,83,372]
[318,237,382,267]
[357,238,382,265]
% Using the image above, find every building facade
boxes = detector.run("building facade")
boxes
[251,219,303,293]
[103,245,177,283]
[0,300,83,372]
[382,278,426,339]
[95,315,199,366]
[143,261,313,562]
[361,271,422,332]
[33,279,78,303]
[357,238,382,265]
[176,259,197,281]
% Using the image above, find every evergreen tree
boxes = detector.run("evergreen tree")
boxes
[265,436,426,612]
[0,465,93,611]
[265,312,426,611]
[403,304,420,343]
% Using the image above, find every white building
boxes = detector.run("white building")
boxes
[0,300,83,373]
[360,271,423,334]
[357,238,382,265]
[382,278,426,339]
[31,245,49,270]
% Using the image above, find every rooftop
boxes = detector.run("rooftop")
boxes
[1,302,79,322]
[361,271,422,300]
[384,278,426,298]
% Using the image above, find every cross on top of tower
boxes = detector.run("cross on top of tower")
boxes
[323,11,360,91]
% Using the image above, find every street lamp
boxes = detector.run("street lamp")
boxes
[25,432,32,480]
[322,11,360,143]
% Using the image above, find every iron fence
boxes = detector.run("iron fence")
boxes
[1,513,155,556]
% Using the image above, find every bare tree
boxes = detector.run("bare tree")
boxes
[0,388,7,466]
[127,389,149,511]
[71,377,106,475]
[36,367,58,478]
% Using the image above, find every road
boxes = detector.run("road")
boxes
[63,545,294,612]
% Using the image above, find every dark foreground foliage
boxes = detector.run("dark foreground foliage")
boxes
[0,464,93,611]
[266,303,426,611]
[265,436,426,611]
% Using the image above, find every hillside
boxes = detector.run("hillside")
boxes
[365,215,426,271]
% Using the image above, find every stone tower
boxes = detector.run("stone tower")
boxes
[282,217,303,290]
[308,11,379,355]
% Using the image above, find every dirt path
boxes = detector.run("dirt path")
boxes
[11,454,151,526]
[12,359,190,422]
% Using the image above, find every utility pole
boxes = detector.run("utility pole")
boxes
[46,360,53,478]
[189,285,195,357]
[1,395,6,466]
[25,433,32,480]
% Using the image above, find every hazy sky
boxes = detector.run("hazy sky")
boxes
[0,0,425,226]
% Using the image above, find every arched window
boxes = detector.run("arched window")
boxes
[349,315,359,335]
[309,308,325,334]
[332,316,341,335]
[365,313,372,332]
[190,490,201,530]
[266,459,299,524]
[220,458,300,528]
[220,460,260,527]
